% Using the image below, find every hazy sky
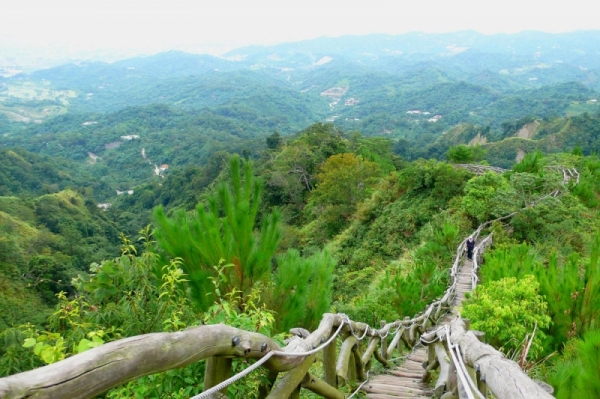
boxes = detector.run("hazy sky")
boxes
[2,0,599,59]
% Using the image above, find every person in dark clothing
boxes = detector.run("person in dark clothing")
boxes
[466,237,475,260]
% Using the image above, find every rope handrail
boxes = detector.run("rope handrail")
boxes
[193,318,350,399]
[445,325,477,399]
[190,221,482,399]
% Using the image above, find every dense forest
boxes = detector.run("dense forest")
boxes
[1,32,600,398]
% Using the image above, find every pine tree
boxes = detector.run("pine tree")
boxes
[153,155,281,310]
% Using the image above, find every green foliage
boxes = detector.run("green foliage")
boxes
[106,366,205,399]
[461,172,517,222]
[0,240,202,393]
[4,42,600,396]
[270,248,336,331]
[338,218,460,325]
[446,145,485,164]
[153,155,336,331]
[350,135,399,174]
[203,277,277,337]
[510,194,592,248]
[391,259,449,315]
[0,187,120,336]
[266,131,282,150]
[513,150,544,174]
[304,153,382,242]
[262,122,348,222]
[0,148,100,198]
[508,171,562,207]
[0,327,43,377]
[154,155,281,310]
[461,275,551,358]
[270,249,311,331]
[572,155,600,208]
[481,235,600,350]
[479,243,539,282]
[550,329,600,399]
[22,329,105,365]
[33,190,120,270]
[332,161,470,310]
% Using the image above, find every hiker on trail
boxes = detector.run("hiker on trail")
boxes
[466,237,475,260]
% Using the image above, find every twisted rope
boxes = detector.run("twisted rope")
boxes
[192,317,348,399]
[191,351,275,399]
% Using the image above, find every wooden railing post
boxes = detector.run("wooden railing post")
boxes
[433,341,452,396]
[267,354,316,399]
[475,365,488,398]
[447,355,458,395]
[473,330,487,397]
[352,343,366,382]
[258,371,279,399]
[401,317,413,349]
[379,320,388,361]
[362,336,379,371]
[300,373,344,399]
[396,326,404,354]
[348,350,357,386]
[336,333,357,386]
[387,327,403,358]
[203,356,232,397]
[422,339,439,384]
[322,331,337,389]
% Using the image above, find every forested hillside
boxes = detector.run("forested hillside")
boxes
[1,121,600,397]
[1,32,600,398]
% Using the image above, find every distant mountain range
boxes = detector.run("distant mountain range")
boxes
[1,31,600,195]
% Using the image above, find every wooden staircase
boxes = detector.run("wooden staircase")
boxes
[362,258,474,398]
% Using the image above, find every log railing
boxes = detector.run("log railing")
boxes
[0,313,445,398]
[417,164,578,399]
[421,318,554,399]
[0,233,507,399]
[1,165,574,399]
[452,164,509,175]
[0,236,467,399]
[420,230,554,399]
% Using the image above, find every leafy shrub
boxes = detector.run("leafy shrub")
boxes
[461,275,551,358]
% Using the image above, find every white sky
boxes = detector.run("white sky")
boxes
[2,0,599,58]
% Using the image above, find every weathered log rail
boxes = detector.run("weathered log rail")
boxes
[452,164,508,175]
[417,232,554,399]
[0,165,574,399]
[0,236,489,399]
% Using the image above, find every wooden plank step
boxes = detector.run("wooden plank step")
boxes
[371,378,424,389]
[363,383,430,395]
[367,393,430,399]
[398,368,423,374]
[387,370,422,378]
[363,262,476,399]
[374,375,421,383]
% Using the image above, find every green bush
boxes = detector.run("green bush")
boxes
[461,275,551,358]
